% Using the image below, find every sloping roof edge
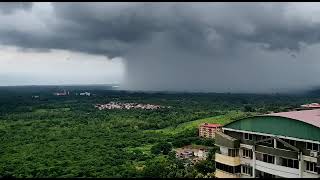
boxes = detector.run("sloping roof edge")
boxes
[223,113,320,129]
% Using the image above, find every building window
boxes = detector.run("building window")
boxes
[242,148,253,159]
[235,165,241,174]
[306,161,319,173]
[262,154,275,164]
[259,172,276,178]
[216,162,241,174]
[282,139,296,146]
[306,142,320,152]
[281,157,299,169]
[260,135,273,144]
[244,133,253,140]
[241,165,252,176]
[228,149,239,157]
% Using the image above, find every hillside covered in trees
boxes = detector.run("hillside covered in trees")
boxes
[0,86,318,178]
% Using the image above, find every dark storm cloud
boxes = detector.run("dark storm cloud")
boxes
[1,2,320,92]
[51,3,320,56]
[2,2,320,56]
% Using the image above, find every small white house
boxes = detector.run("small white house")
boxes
[79,92,91,96]
[194,149,209,158]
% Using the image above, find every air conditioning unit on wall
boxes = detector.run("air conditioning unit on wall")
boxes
[310,151,318,157]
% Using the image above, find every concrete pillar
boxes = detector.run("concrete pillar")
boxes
[274,139,278,165]
[252,145,256,178]
[298,152,303,178]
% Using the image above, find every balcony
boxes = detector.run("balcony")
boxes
[255,160,300,178]
[215,153,241,166]
[215,169,240,178]
[240,157,253,166]
[302,155,318,163]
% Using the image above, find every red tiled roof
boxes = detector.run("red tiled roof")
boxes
[200,123,222,128]
[267,109,320,128]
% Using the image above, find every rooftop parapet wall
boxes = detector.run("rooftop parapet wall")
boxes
[223,116,320,142]
[215,131,240,148]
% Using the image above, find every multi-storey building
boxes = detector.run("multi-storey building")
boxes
[199,123,222,138]
[214,109,320,178]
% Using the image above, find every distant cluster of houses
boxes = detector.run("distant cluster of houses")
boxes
[53,90,70,96]
[95,101,165,110]
[79,92,91,96]
[52,90,91,96]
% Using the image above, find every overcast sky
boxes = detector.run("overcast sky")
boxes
[1,2,320,93]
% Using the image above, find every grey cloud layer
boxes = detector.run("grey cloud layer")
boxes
[0,2,32,14]
[1,2,320,92]
[49,3,320,53]
[2,2,320,56]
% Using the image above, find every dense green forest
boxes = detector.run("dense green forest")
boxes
[0,86,318,178]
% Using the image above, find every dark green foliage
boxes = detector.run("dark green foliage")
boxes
[142,156,172,178]
[150,145,162,155]
[244,105,255,112]
[0,86,316,177]
[151,142,172,155]
[171,129,215,148]
[130,150,148,161]
[194,160,215,175]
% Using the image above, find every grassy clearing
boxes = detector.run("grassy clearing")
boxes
[125,144,154,155]
[145,111,256,135]
[174,144,213,150]
[34,108,71,113]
